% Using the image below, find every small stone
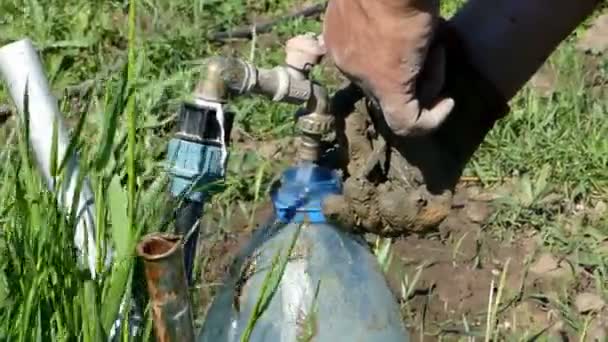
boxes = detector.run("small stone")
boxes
[575,293,606,314]
[529,64,557,97]
[452,188,468,208]
[465,201,492,223]
[577,14,608,55]
[530,253,570,279]
[531,253,558,274]
[575,203,586,212]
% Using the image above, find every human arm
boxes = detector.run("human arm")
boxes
[322,0,601,235]
[450,0,600,100]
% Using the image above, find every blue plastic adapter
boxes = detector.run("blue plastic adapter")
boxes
[167,139,224,202]
[167,100,226,202]
[165,100,226,284]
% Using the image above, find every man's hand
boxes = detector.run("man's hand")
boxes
[323,0,455,137]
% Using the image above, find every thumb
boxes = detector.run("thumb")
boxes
[381,95,455,137]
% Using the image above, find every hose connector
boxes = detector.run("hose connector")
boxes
[167,100,226,202]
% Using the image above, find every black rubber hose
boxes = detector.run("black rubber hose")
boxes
[209,2,327,42]
[174,199,204,285]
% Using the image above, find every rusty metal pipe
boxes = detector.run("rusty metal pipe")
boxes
[136,233,195,342]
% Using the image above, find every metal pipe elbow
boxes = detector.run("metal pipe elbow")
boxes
[196,57,257,102]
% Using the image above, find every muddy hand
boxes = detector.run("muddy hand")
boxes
[322,20,512,237]
[322,101,453,236]
[323,0,455,137]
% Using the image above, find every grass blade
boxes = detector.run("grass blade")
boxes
[126,0,138,227]
[108,176,130,259]
[100,176,133,333]
[94,63,128,171]
[58,96,91,175]
[241,223,303,341]
[83,281,104,342]
[101,0,140,334]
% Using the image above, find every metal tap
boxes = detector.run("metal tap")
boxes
[195,33,334,163]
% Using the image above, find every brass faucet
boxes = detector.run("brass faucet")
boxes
[195,33,334,163]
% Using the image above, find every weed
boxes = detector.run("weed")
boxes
[240,223,303,342]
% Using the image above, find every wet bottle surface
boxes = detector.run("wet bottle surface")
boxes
[199,164,410,342]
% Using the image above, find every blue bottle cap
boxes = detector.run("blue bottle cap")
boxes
[271,163,342,223]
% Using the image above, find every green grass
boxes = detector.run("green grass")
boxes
[0,0,606,341]
[470,45,608,196]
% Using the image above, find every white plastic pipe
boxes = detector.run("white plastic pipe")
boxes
[0,39,99,277]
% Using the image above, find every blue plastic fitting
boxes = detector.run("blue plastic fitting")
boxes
[167,138,224,203]
[271,163,342,224]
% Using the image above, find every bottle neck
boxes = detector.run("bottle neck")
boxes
[271,163,342,224]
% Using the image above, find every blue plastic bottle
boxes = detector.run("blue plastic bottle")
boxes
[198,162,409,341]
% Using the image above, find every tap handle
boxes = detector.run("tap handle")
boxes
[285,33,326,73]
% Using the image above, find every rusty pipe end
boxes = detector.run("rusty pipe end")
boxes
[137,233,195,342]
[137,233,183,261]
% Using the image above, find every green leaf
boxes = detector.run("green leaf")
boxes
[375,238,393,274]
[35,306,41,342]
[19,272,42,342]
[83,281,104,342]
[241,223,303,342]
[0,270,8,309]
[108,176,130,259]
[95,63,128,171]
[102,175,134,335]
[101,261,131,335]
[534,163,552,200]
[58,98,91,175]
[50,118,59,179]
[519,174,534,207]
